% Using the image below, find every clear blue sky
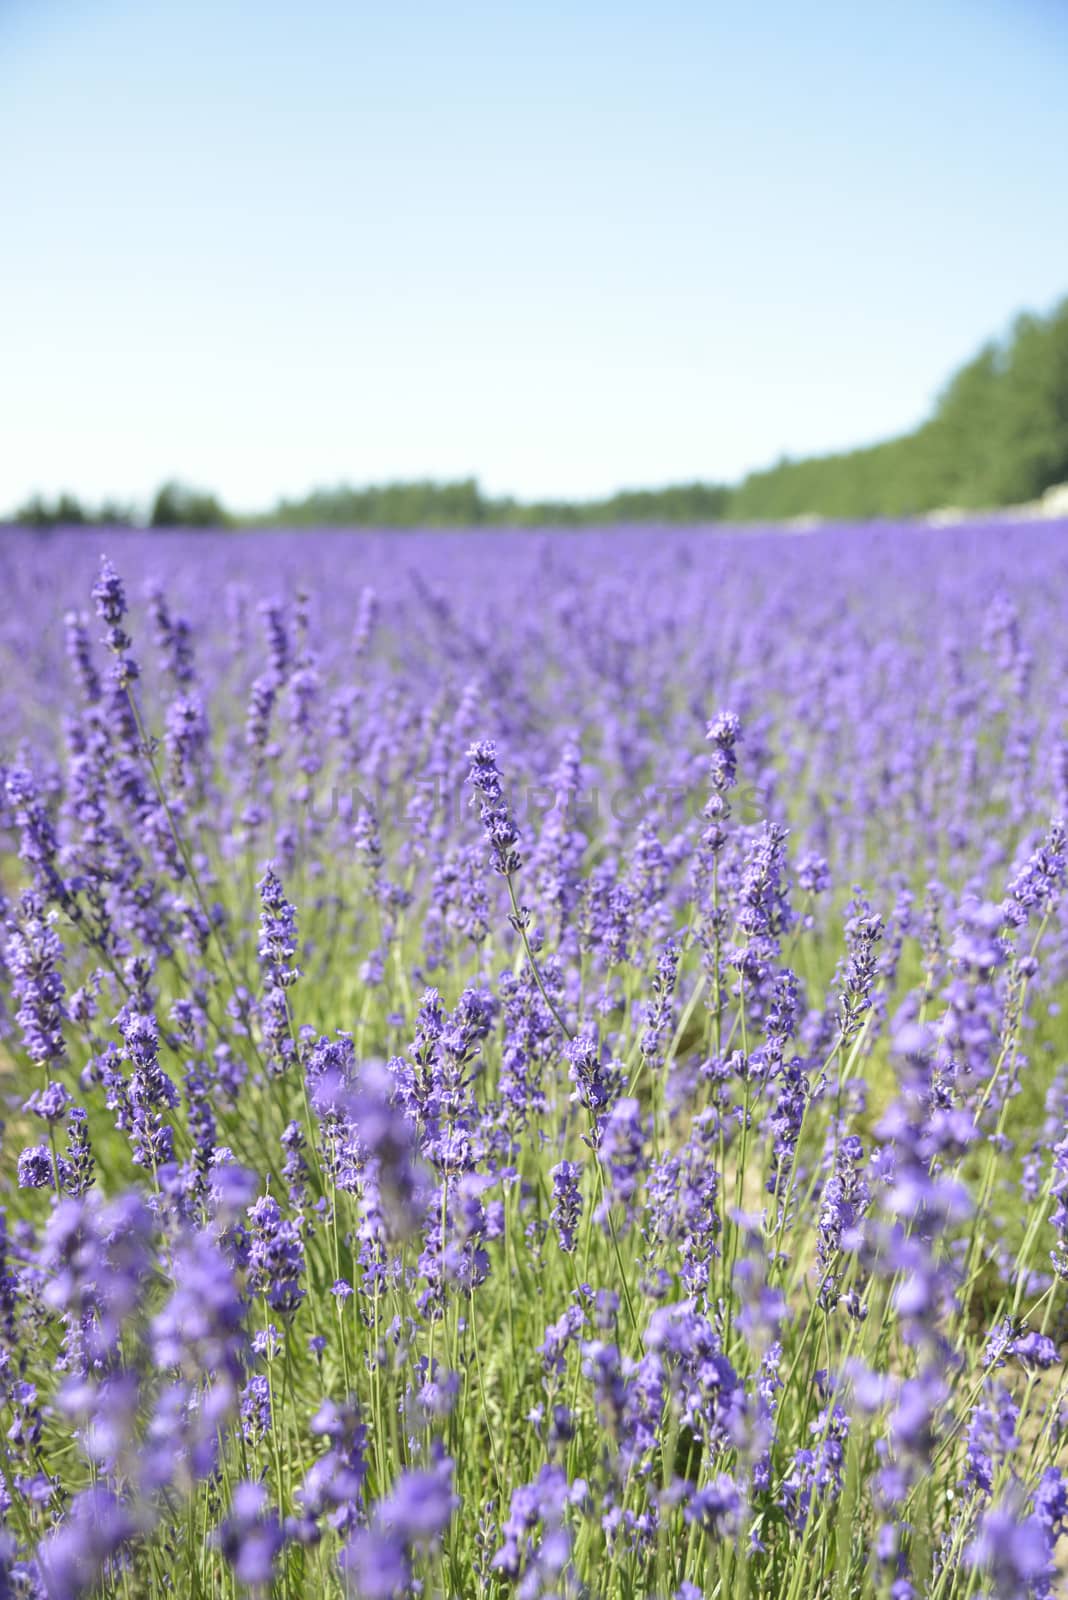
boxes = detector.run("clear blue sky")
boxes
[2,0,1066,512]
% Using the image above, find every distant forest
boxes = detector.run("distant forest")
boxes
[12,296,1068,529]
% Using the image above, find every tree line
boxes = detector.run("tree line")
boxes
[14,480,230,531]
[11,295,1068,529]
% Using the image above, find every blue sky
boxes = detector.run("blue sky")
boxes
[2,0,1066,511]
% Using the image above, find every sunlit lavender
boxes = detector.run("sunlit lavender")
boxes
[1,519,1068,1599]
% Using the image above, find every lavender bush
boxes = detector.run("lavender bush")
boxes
[0,520,1067,1598]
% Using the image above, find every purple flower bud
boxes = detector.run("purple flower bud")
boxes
[550,1161,582,1253]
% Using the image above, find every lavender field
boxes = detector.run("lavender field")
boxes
[2,519,1068,1600]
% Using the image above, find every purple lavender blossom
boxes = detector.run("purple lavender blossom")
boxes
[597,1096,646,1222]
[466,740,521,876]
[6,519,1068,1600]
[247,1194,306,1316]
[298,1397,368,1532]
[17,1145,54,1189]
[6,891,68,1069]
[565,1030,615,1116]
[257,864,300,1072]
[151,1228,246,1382]
[216,1481,285,1590]
[966,1501,1053,1600]
[37,1487,139,1599]
[550,1160,583,1253]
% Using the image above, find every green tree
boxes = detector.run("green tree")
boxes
[725,295,1068,521]
[150,481,229,528]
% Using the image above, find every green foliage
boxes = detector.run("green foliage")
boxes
[7,297,1067,530]
[149,480,230,529]
[14,492,95,528]
[264,478,732,527]
[12,493,137,529]
[258,298,1067,527]
[730,296,1068,520]
[270,477,489,527]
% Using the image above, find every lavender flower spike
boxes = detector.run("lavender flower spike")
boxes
[466,740,522,876]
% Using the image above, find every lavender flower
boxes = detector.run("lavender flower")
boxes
[39,1190,154,1370]
[216,1481,285,1590]
[597,1096,646,1223]
[6,890,67,1068]
[6,516,1068,1600]
[17,1145,54,1189]
[151,1228,246,1383]
[37,1487,139,1599]
[247,1194,306,1316]
[298,1396,368,1531]
[837,892,884,1043]
[258,865,300,1071]
[92,557,135,668]
[241,1376,272,1444]
[966,1501,1053,1600]
[816,1133,870,1310]
[550,1160,583,1253]
[565,1031,615,1115]
[466,740,521,876]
